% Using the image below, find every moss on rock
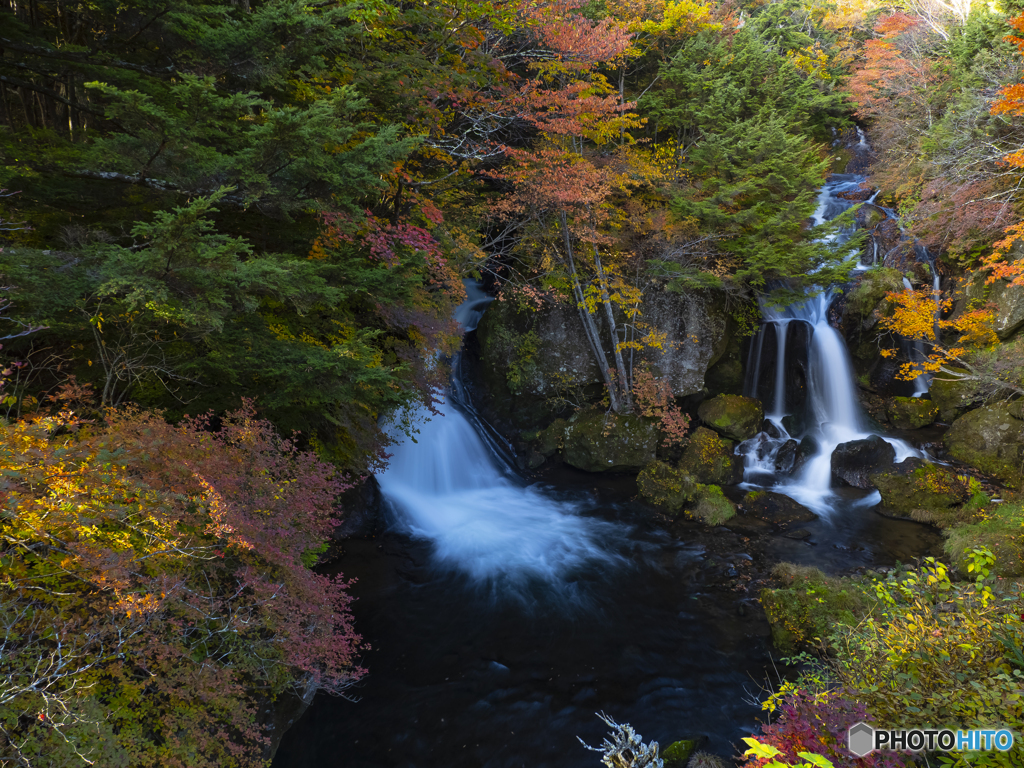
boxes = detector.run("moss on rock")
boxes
[943,403,1024,488]
[686,484,736,525]
[662,740,698,767]
[637,461,696,513]
[562,411,659,473]
[761,564,872,653]
[870,458,970,516]
[929,370,977,423]
[697,394,763,441]
[885,396,938,430]
[678,426,741,485]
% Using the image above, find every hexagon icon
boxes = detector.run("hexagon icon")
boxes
[848,722,875,757]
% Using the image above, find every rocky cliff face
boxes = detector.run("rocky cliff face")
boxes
[475,288,733,433]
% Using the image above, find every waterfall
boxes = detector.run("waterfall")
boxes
[377,282,622,585]
[740,175,921,516]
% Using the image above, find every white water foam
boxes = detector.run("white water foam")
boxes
[378,285,623,585]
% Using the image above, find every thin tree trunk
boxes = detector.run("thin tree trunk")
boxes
[593,244,633,412]
[561,212,620,412]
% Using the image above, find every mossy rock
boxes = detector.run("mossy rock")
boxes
[697,394,763,441]
[944,501,1024,577]
[845,267,903,325]
[929,370,977,423]
[678,427,741,485]
[685,484,736,525]
[885,396,938,430]
[870,458,970,516]
[536,418,567,458]
[663,739,698,768]
[761,564,871,653]
[944,404,1024,488]
[637,461,696,513]
[562,412,659,473]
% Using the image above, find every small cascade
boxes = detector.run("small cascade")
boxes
[377,283,623,587]
[739,174,922,516]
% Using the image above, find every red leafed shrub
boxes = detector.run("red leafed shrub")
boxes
[744,691,912,768]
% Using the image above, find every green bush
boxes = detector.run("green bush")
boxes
[828,553,1024,768]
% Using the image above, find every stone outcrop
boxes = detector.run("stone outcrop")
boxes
[678,426,742,485]
[475,288,732,430]
[561,411,659,473]
[885,396,938,429]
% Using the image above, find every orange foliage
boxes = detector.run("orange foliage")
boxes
[878,289,997,380]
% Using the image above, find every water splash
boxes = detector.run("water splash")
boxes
[378,284,624,588]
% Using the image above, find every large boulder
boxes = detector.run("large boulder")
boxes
[989,279,1024,340]
[869,458,970,517]
[678,426,743,485]
[562,412,659,473]
[637,461,696,513]
[929,370,977,423]
[697,394,763,441]
[944,403,1024,487]
[885,396,938,430]
[830,436,896,489]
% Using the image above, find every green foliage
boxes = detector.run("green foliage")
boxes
[945,502,1024,576]
[828,554,1024,766]
[490,326,542,395]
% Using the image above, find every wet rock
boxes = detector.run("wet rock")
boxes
[637,461,696,513]
[869,458,970,517]
[929,369,977,422]
[774,439,800,476]
[762,420,784,439]
[688,484,737,525]
[663,737,706,767]
[783,528,812,540]
[885,396,939,429]
[742,491,817,525]
[332,476,382,539]
[944,403,1024,488]
[855,203,887,229]
[698,394,763,441]
[724,514,774,536]
[563,412,659,473]
[830,435,896,489]
[679,426,742,485]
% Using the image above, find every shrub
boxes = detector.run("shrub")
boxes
[743,691,911,768]
[827,553,1024,767]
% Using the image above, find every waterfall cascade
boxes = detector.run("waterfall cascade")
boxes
[377,281,622,585]
[739,174,922,516]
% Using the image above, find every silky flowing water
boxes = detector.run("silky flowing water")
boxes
[273,176,945,768]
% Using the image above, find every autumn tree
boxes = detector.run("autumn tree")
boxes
[0,401,361,767]
[877,287,1019,401]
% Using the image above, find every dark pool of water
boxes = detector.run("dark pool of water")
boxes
[273,483,943,768]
